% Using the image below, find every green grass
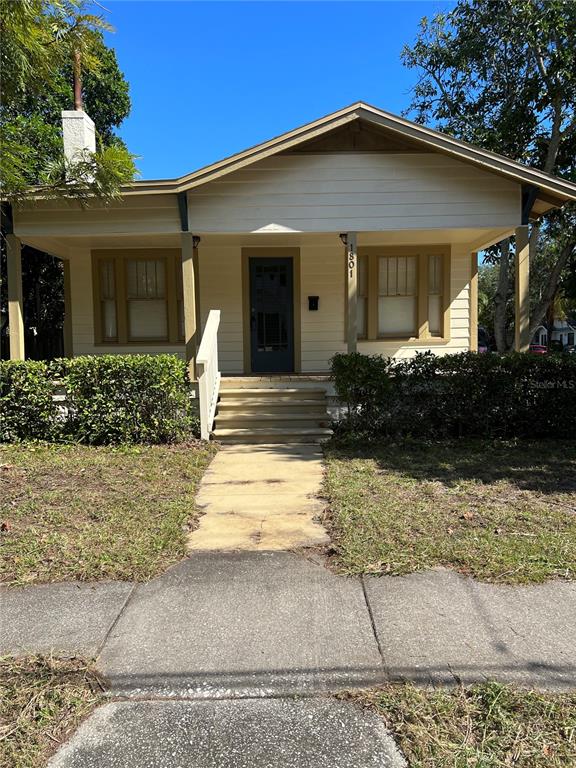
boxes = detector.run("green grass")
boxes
[0,442,216,585]
[351,683,576,768]
[323,440,576,583]
[0,656,103,768]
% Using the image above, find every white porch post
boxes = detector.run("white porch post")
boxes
[181,231,198,381]
[7,234,25,360]
[515,224,530,352]
[345,232,358,353]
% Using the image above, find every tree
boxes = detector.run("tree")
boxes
[402,0,576,351]
[0,1,136,356]
[0,0,136,201]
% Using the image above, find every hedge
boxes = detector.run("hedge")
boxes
[331,351,576,439]
[0,355,198,445]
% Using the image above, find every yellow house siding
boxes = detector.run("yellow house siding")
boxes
[198,245,244,373]
[14,195,180,237]
[300,244,346,372]
[187,153,520,234]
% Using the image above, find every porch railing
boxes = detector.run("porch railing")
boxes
[196,309,221,440]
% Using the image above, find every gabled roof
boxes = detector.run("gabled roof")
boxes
[126,102,576,215]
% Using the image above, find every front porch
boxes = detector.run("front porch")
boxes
[6,226,526,367]
[5,225,526,441]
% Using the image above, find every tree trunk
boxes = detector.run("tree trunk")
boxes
[494,238,511,352]
[529,237,576,338]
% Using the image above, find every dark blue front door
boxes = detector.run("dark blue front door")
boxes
[249,257,294,373]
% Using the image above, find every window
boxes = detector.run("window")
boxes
[92,250,184,345]
[357,254,368,339]
[428,254,443,336]
[355,248,449,341]
[378,255,417,337]
[98,260,117,341]
[126,259,167,340]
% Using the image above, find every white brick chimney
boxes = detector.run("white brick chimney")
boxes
[61,110,96,162]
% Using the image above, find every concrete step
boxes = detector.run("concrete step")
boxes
[213,427,333,444]
[215,415,331,430]
[217,400,328,414]
[215,412,329,422]
[219,388,326,399]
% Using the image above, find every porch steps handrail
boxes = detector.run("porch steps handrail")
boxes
[196,309,221,440]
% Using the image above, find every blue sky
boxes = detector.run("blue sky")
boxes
[103,1,455,180]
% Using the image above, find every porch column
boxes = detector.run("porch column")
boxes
[514,225,530,352]
[7,234,25,360]
[345,232,358,353]
[63,259,73,357]
[181,231,198,380]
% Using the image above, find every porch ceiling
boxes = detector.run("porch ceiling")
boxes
[20,227,512,260]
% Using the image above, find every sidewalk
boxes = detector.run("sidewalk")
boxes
[2,552,575,694]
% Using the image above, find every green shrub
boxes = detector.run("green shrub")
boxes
[330,352,392,430]
[1,355,198,445]
[0,360,58,442]
[331,351,576,440]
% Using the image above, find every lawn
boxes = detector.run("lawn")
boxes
[0,442,216,585]
[0,656,103,768]
[323,440,576,583]
[352,682,576,768]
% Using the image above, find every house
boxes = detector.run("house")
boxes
[6,102,576,440]
[532,319,576,350]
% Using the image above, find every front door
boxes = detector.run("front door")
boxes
[249,257,294,373]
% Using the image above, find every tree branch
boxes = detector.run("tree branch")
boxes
[529,238,576,337]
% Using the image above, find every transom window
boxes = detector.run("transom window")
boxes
[355,248,449,340]
[93,250,184,345]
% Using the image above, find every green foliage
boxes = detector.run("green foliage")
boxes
[330,352,392,425]
[0,1,136,201]
[0,360,58,442]
[0,355,199,445]
[331,351,576,440]
[402,0,576,340]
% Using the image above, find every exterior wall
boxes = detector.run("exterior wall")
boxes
[187,153,520,234]
[198,245,244,373]
[14,195,180,237]
[299,244,346,371]
[67,241,474,370]
[68,247,184,357]
[197,241,474,374]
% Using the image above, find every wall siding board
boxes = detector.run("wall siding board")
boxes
[187,153,520,233]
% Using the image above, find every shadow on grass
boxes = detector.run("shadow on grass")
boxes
[326,439,576,496]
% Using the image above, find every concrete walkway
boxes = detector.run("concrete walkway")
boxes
[46,699,405,768]
[188,444,329,551]
[2,554,575,694]
[4,557,575,767]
